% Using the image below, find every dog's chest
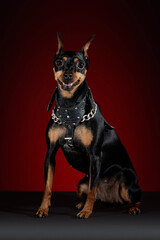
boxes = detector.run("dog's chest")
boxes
[48,125,92,173]
[48,125,93,148]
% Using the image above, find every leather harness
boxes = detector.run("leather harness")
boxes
[47,87,96,147]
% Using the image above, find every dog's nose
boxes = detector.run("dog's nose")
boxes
[64,72,73,80]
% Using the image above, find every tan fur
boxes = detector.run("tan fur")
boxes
[77,177,127,204]
[120,183,132,203]
[77,186,97,218]
[76,177,88,209]
[77,183,88,198]
[97,177,123,203]
[59,70,87,98]
[53,68,64,81]
[76,202,84,210]
[129,202,141,214]
[82,39,94,58]
[53,67,87,99]
[58,87,75,98]
[63,57,67,61]
[46,163,54,189]
[74,57,79,62]
[73,70,87,82]
[56,33,63,55]
[48,126,66,143]
[74,125,93,147]
[77,168,97,218]
[36,164,54,217]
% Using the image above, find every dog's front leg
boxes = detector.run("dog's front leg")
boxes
[36,143,58,218]
[77,154,101,219]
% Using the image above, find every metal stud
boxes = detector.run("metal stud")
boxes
[65,109,67,112]
[77,116,80,119]
[75,107,78,110]
[67,115,70,118]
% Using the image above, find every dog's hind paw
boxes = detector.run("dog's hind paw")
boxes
[129,206,141,215]
[76,202,84,210]
[129,202,141,215]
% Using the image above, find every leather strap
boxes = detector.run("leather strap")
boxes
[47,87,58,111]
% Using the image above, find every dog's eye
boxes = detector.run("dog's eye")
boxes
[77,61,84,69]
[55,60,63,67]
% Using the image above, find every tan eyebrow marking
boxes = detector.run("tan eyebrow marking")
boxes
[63,57,67,61]
[74,58,79,62]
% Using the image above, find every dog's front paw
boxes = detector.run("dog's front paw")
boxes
[76,208,92,219]
[36,206,49,218]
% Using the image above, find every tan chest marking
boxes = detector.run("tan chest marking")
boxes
[74,125,93,147]
[48,126,66,143]
[59,87,76,98]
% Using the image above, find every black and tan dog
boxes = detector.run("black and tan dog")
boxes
[36,32,141,218]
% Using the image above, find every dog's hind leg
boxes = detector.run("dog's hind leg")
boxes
[76,156,100,219]
[76,176,89,209]
[120,182,142,215]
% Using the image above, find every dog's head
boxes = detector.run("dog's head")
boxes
[53,32,94,98]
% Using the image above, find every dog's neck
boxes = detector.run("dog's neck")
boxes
[56,80,88,108]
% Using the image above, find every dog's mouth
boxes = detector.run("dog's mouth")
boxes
[58,79,80,91]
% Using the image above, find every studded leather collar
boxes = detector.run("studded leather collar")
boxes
[54,95,87,127]
[48,86,95,126]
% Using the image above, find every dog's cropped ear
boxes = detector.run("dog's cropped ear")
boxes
[56,32,64,55]
[81,34,95,59]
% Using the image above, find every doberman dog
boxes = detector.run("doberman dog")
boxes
[36,32,141,218]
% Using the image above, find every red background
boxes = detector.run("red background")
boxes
[0,0,160,191]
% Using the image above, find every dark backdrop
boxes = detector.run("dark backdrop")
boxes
[0,0,160,191]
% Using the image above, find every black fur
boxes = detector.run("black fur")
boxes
[40,34,142,218]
